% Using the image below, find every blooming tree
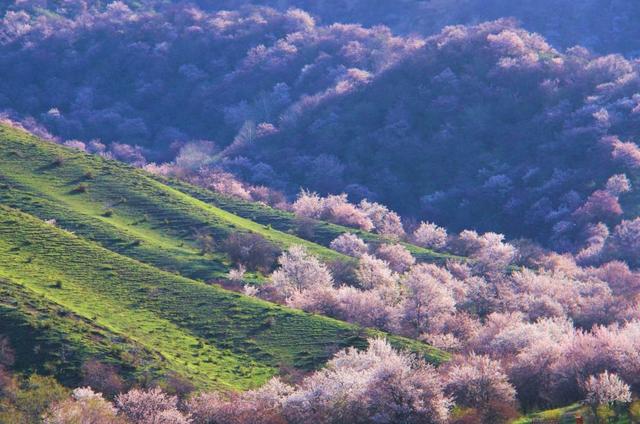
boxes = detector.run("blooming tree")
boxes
[375,244,415,273]
[413,221,448,249]
[355,254,397,289]
[323,194,374,231]
[292,189,324,219]
[584,371,631,409]
[444,354,516,423]
[44,387,123,424]
[359,200,405,238]
[457,230,516,272]
[329,233,369,257]
[283,338,450,424]
[269,246,334,298]
[115,387,189,424]
[605,174,632,196]
[401,265,456,335]
[187,378,293,424]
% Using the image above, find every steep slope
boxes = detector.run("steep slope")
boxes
[0,125,447,390]
[3,5,640,251]
[0,280,164,386]
[0,203,448,391]
[0,124,456,276]
[0,125,345,283]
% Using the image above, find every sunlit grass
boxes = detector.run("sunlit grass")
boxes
[0,124,448,390]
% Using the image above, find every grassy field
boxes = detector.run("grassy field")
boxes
[513,402,640,423]
[0,124,459,286]
[0,124,448,391]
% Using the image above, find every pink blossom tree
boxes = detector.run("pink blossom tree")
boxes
[444,354,517,423]
[292,189,324,219]
[413,221,448,250]
[282,338,450,424]
[44,387,123,424]
[456,230,516,273]
[593,261,640,297]
[329,233,369,257]
[375,244,415,273]
[400,265,456,335]
[115,387,189,424]
[334,286,401,331]
[292,192,375,231]
[187,378,293,424]
[584,371,631,417]
[605,174,632,196]
[359,200,405,239]
[608,137,640,169]
[355,254,397,290]
[323,194,374,231]
[286,286,340,316]
[574,190,623,223]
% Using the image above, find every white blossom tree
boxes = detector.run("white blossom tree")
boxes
[269,246,334,298]
[413,222,448,250]
[329,233,369,257]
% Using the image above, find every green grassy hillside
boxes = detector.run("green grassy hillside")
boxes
[0,125,447,391]
[0,280,164,386]
[513,402,640,424]
[163,177,462,264]
[0,125,350,282]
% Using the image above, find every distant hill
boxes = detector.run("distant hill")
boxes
[2,5,640,251]
[5,0,640,55]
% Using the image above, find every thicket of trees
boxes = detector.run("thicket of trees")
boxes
[222,227,640,413]
[4,2,640,252]
[204,0,640,56]
[0,1,406,159]
[5,312,640,423]
[236,20,640,251]
[0,339,458,424]
[5,1,640,55]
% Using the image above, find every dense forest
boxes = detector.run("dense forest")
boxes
[5,1,640,54]
[3,1,640,251]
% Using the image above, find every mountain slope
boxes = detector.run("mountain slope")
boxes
[0,124,455,276]
[0,125,346,281]
[0,279,164,386]
[0,125,447,390]
[3,4,640,251]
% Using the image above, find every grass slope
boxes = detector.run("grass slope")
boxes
[0,279,164,386]
[0,125,346,283]
[163,177,462,264]
[0,125,447,391]
[513,402,640,423]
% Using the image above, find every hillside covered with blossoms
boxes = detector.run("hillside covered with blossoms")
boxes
[3,1,640,423]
